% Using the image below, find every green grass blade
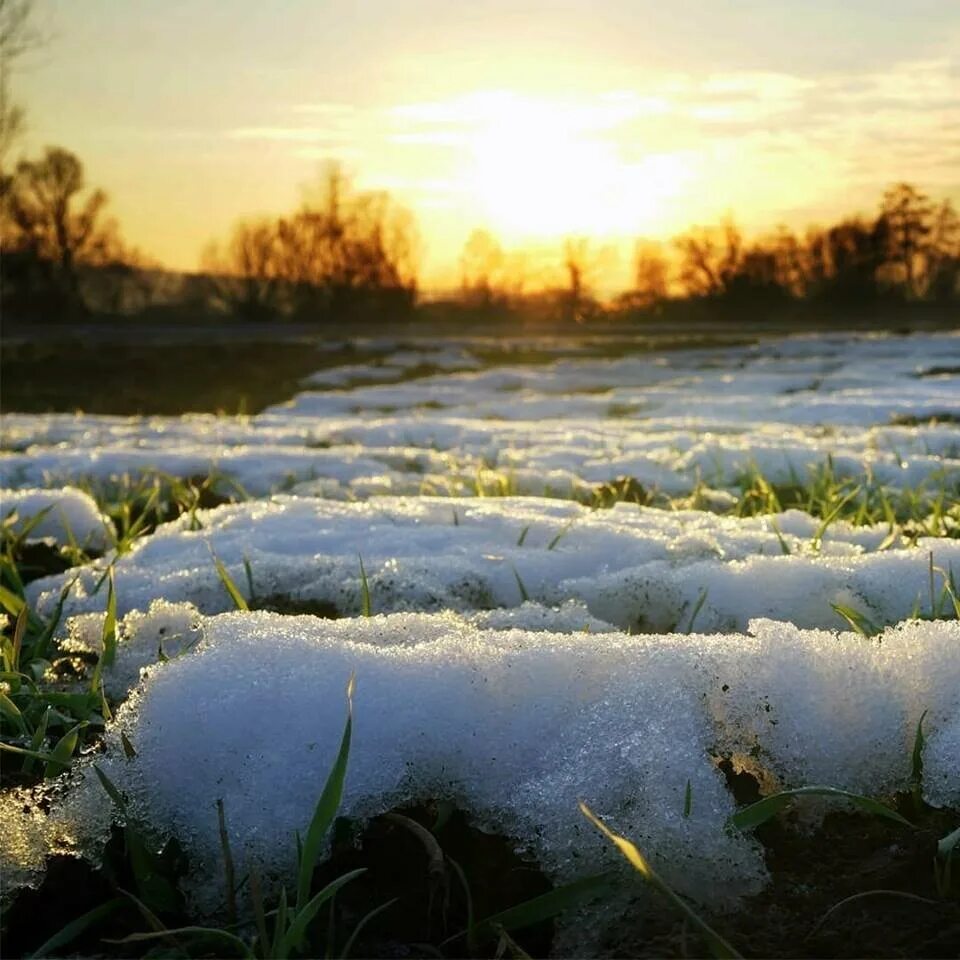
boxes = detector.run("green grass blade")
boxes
[109,926,253,957]
[937,825,960,894]
[23,705,51,774]
[243,554,256,604]
[44,721,87,779]
[11,605,27,672]
[249,865,270,957]
[580,802,741,959]
[34,574,82,662]
[358,555,371,617]
[547,519,574,551]
[120,730,137,759]
[769,518,791,556]
[101,567,118,668]
[0,690,26,733]
[271,885,289,959]
[727,786,912,832]
[297,674,355,912]
[910,709,927,809]
[473,871,615,936]
[686,588,708,634]
[96,766,183,913]
[213,553,249,611]
[512,566,530,603]
[444,856,476,956]
[280,869,366,957]
[93,763,128,814]
[217,798,238,928]
[0,741,60,763]
[830,603,881,637]
[810,485,858,548]
[27,896,127,959]
[939,825,960,861]
[0,583,26,617]
[340,897,399,959]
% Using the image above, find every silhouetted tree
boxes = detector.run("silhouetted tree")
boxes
[879,183,935,299]
[459,228,506,308]
[801,216,888,303]
[557,237,613,322]
[766,227,807,297]
[926,199,960,302]
[0,0,41,165]
[1,146,126,316]
[629,239,670,309]
[674,219,744,298]
[202,218,285,319]
[207,163,420,322]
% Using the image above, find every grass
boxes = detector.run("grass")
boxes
[417,459,959,550]
[2,399,959,956]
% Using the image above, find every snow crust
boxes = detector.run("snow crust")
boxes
[3,331,959,927]
[2,332,957,500]
[0,487,109,550]
[25,609,955,915]
[27,496,960,636]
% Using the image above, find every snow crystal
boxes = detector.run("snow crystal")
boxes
[60,609,955,918]
[0,487,109,550]
[27,497,959,638]
[2,332,957,501]
[97,611,766,913]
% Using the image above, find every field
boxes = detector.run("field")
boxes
[1,328,959,958]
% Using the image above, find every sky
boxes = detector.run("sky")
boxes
[14,0,960,290]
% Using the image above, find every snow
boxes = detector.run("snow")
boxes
[1,332,957,500]
[2,329,959,927]
[13,609,955,915]
[0,487,110,550]
[26,496,960,636]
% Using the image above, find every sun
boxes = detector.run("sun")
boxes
[459,92,691,241]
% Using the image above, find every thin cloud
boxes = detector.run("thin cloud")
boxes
[226,127,353,143]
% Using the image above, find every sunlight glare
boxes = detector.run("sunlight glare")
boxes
[460,92,692,239]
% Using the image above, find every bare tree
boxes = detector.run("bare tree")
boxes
[630,239,670,308]
[459,228,507,308]
[674,218,743,297]
[880,182,935,298]
[206,162,421,321]
[201,217,284,319]
[1,146,123,314]
[560,237,601,321]
[0,0,42,164]
[926,199,960,302]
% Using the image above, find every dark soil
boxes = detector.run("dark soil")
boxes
[603,770,960,959]
[249,595,342,618]
[0,336,377,415]
[731,805,960,959]
[4,791,958,959]
[7,539,80,584]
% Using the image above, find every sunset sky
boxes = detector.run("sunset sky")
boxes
[15,0,960,290]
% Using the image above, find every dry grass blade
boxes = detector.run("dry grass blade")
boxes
[579,802,742,959]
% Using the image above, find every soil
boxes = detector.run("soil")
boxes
[3,794,957,959]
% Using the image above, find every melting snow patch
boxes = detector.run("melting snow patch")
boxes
[0,487,109,550]
[19,609,954,919]
[27,497,960,636]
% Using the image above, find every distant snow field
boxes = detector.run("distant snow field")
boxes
[2,330,959,918]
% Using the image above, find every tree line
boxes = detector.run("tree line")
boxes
[0,135,960,323]
[3,139,957,326]
[199,165,419,322]
[1,1,958,326]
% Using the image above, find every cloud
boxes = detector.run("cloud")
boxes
[288,102,357,116]
[226,126,353,143]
